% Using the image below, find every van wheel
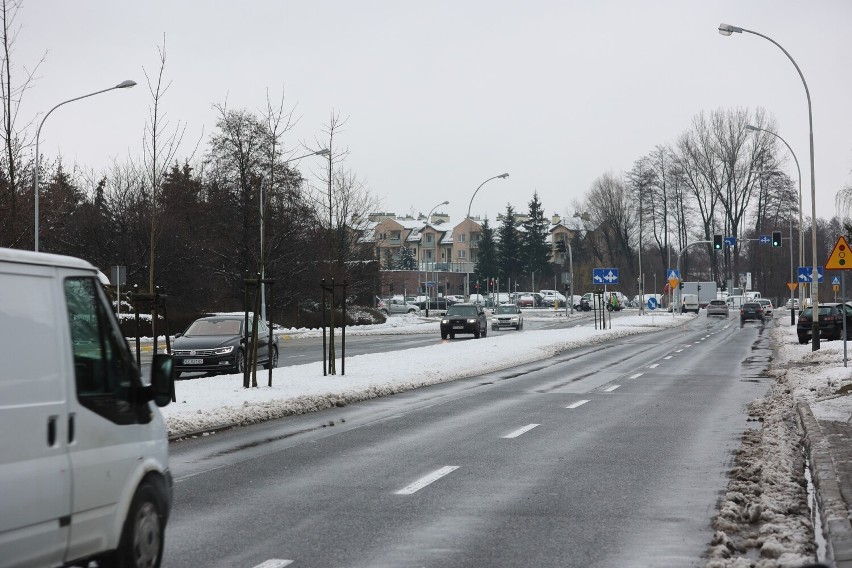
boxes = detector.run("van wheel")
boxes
[111,480,165,568]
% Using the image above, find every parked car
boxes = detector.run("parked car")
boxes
[440,303,488,339]
[380,297,421,315]
[739,302,765,324]
[706,299,729,317]
[492,305,524,330]
[540,289,567,307]
[785,298,800,310]
[418,297,452,315]
[797,303,852,344]
[756,298,774,318]
[172,314,278,376]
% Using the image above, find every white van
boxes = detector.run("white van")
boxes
[0,248,174,568]
[681,293,700,313]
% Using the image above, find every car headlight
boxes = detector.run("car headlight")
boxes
[467,318,477,324]
[213,345,235,355]
[441,319,449,324]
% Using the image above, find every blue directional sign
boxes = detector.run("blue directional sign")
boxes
[592,267,619,285]
[647,297,658,310]
[666,269,680,282]
[759,235,772,245]
[797,266,824,283]
[724,236,736,247]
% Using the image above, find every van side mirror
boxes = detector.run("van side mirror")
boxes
[148,354,174,407]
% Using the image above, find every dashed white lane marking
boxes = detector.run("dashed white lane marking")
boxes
[566,400,590,409]
[503,424,540,439]
[604,385,620,392]
[396,466,460,495]
[675,349,684,353]
[253,560,294,568]
[664,355,673,360]
[629,373,643,379]
[649,363,660,369]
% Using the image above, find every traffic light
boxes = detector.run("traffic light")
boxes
[679,282,684,290]
[713,234,723,250]
[772,231,782,247]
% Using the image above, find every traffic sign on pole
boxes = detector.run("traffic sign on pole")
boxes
[825,236,852,270]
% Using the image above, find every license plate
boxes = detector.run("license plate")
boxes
[183,358,204,365]
[453,325,464,329]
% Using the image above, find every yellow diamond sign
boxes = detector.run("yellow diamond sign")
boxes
[825,235,852,270]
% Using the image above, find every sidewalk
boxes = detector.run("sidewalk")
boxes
[799,404,852,567]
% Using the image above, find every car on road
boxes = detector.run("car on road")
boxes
[172,314,278,376]
[680,294,700,314]
[440,303,488,339]
[739,302,765,324]
[785,297,800,310]
[491,304,524,330]
[417,297,452,315]
[796,303,852,344]
[756,298,774,318]
[706,299,729,317]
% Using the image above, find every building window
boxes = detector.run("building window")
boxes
[458,250,466,258]
[426,234,433,244]
[458,234,465,243]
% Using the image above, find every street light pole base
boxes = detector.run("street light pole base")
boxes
[812,322,821,350]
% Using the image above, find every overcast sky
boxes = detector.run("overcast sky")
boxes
[14,0,852,228]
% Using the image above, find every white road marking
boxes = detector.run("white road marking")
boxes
[253,560,294,568]
[629,373,643,379]
[396,466,460,495]
[503,424,540,438]
[675,349,683,353]
[604,385,620,392]
[664,355,673,360]
[649,363,659,369]
[566,400,590,409]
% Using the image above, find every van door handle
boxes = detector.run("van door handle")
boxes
[68,413,76,444]
[47,415,57,447]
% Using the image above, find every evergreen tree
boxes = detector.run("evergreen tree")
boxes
[521,192,553,286]
[396,246,417,270]
[474,217,498,285]
[496,204,522,283]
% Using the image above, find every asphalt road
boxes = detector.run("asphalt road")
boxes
[162,314,772,567]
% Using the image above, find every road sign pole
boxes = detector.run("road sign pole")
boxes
[844,273,848,368]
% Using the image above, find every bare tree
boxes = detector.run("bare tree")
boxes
[584,172,637,276]
[0,0,43,247]
[142,34,189,294]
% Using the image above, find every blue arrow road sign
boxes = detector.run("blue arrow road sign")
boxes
[667,269,680,281]
[797,266,824,283]
[724,236,736,247]
[759,235,771,245]
[647,297,658,310]
[592,268,619,285]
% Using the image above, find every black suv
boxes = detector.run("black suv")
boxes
[739,302,765,324]
[440,303,488,339]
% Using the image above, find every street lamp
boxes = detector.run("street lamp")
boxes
[464,173,509,298]
[745,124,803,324]
[422,200,449,316]
[34,80,137,251]
[718,23,820,349]
[259,148,331,321]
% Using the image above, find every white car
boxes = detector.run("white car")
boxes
[757,298,774,318]
[491,305,524,330]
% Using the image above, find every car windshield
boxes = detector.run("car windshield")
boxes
[710,300,725,306]
[447,306,477,317]
[495,306,518,314]
[185,318,242,336]
[743,303,760,309]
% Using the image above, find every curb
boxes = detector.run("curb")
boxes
[798,402,852,567]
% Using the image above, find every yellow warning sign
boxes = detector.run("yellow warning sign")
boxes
[825,235,852,270]
[787,282,798,291]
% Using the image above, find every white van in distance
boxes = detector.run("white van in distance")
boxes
[0,248,174,568]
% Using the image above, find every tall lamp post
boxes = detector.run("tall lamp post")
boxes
[745,124,803,324]
[719,23,820,350]
[260,148,330,321]
[34,80,137,251]
[421,200,449,316]
[465,173,509,298]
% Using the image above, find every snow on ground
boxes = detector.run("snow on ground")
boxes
[163,311,688,438]
[706,318,852,567]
